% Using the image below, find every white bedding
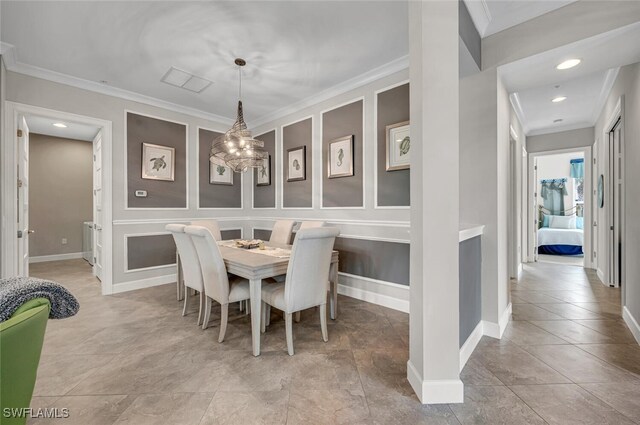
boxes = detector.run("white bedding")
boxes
[537,227,583,247]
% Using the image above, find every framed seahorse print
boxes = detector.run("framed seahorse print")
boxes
[328,135,354,179]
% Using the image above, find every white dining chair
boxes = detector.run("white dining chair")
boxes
[298,220,325,231]
[166,224,205,325]
[185,225,251,342]
[191,219,222,241]
[261,227,340,355]
[270,220,295,244]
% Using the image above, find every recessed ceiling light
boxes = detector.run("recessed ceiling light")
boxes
[556,59,581,70]
[552,96,567,103]
[553,119,563,123]
[53,123,67,128]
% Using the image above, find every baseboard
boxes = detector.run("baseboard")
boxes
[482,302,512,339]
[623,306,640,345]
[407,360,464,404]
[111,273,176,294]
[337,273,409,313]
[517,263,523,279]
[597,268,606,285]
[29,252,84,263]
[459,321,483,371]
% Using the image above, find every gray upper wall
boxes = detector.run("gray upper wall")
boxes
[458,0,481,69]
[526,127,594,153]
[377,83,410,207]
[29,133,93,257]
[198,128,242,208]
[322,100,364,208]
[253,130,276,208]
[283,118,313,208]
[127,112,187,208]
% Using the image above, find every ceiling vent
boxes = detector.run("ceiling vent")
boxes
[161,67,213,93]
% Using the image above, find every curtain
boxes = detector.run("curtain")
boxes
[570,158,584,179]
[541,179,567,215]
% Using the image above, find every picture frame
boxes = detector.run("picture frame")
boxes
[209,159,234,185]
[141,142,175,181]
[256,154,271,186]
[328,135,354,178]
[287,146,306,182]
[386,121,410,171]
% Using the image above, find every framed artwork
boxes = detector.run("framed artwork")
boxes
[141,143,175,181]
[386,121,410,171]
[287,146,306,182]
[328,135,354,178]
[210,160,233,185]
[597,174,604,208]
[257,154,271,186]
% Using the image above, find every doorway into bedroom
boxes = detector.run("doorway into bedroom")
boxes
[530,148,590,267]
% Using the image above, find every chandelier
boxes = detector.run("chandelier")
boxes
[210,58,268,173]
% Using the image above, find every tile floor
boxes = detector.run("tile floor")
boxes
[26,259,639,424]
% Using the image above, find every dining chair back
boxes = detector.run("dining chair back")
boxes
[298,220,325,230]
[185,225,230,303]
[285,227,339,313]
[270,220,295,244]
[166,224,204,322]
[191,219,222,241]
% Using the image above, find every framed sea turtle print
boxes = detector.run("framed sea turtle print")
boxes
[210,159,234,185]
[141,142,175,181]
[386,121,410,171]
[287,146,306,182]
[256,154,271,186]
[328,135,354,178]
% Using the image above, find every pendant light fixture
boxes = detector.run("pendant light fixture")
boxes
[210,58,268,173]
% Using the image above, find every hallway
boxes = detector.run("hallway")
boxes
[460,261,640,424]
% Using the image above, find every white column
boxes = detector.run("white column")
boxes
[407,0,462,404]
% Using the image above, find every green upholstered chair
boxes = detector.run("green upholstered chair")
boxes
[0,298,50,425]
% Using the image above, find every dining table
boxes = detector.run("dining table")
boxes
[208,240,339,356]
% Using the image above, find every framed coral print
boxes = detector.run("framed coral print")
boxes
[257,154,271,186]
[328,135,354,178]
[210,160,234,185]
[386,121,410,171]
[141,143,175,181]
[287,146,306,182]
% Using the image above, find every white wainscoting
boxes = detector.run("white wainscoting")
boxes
[337,272,409,313]
[30,252,84,263]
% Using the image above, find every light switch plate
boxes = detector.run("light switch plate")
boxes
[135,190,147,197]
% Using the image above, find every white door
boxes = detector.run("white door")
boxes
[17,116,31,275]
[533,157,539,262]
[608,119,623,287]
[592,142,598,270]
[93,131,104,281]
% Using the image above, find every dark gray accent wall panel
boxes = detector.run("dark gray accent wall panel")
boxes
[322,101,364,207]
[334,237,409,285]
[253,130,276,208]
[127,234,176,270]
[198,128,242,208]
[459,236,482,347]
[127,112,187,208]
[377,83,410,206]
[459,0,481,69]
[221,229,242,240]
[253,229,272,241]
[283,119,312,208]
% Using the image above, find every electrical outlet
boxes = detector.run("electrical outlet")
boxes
[61,238,68,245]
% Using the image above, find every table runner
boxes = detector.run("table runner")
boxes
[218,240,291,258]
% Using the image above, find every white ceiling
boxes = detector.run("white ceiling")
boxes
[464,0,577,38]
[25,115,100,141]
[0,1,408,124]
[503,22,640,135]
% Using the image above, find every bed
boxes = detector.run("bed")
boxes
[537,206,584,256]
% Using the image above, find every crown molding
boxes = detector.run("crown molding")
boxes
[590,67,620,124]
[250,55,409,128]
[527,122,594,137]
[1,43,234,126]
[463,0,491,38]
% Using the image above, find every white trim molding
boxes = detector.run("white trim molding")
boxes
[407,360,464,404]
[483,302,512,339]
[111,273,177,294]
[29,252,84,263]
[337,272,409,313]
[252,128,278,210]
[623,306,640,345]
[459,321,483,371]
[280,116,315,210]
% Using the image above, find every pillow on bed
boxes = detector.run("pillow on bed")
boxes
[550,215,576,229]
[542,214,550,228]
[576,216,584,229]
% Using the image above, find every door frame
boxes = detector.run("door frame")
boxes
[527,145,593,269]
[1,101,114,294]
